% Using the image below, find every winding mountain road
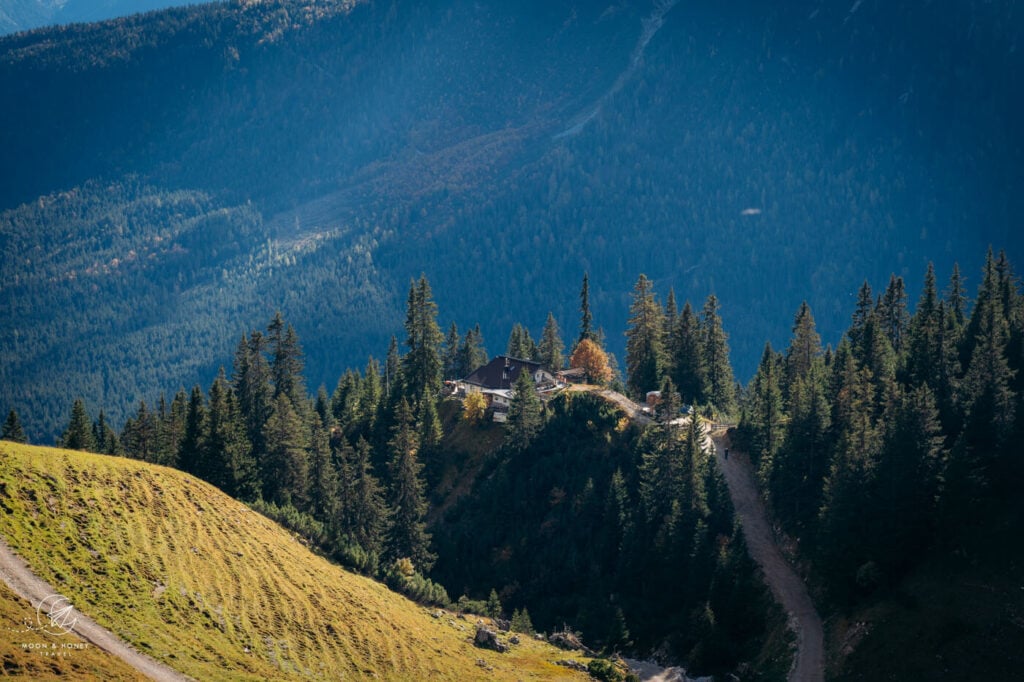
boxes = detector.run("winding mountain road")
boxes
[710,434,824,682]
[0,536,191,682]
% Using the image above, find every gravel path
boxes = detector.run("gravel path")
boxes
[0,536,192,682]
[710,435,824,682]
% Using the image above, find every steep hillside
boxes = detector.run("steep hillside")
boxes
[0,0,203,35]
[0,441,589,680]
[2,0,1022,439]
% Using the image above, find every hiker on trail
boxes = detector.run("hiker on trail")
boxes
[724,447,729,460]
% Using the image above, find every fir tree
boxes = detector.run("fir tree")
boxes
[61,398,96,452]
[2,409,26,443]
[945,262,967,330]
[123,400,157,462]
[233,332,273,468]
[877,274,910,354]
[387,398,434,571]
[455,324,488,378]
[537,312,565,372]
[749,343,785,483]
[206,369,255,497]
[384,335,401,396]
[268,314,308,417]
[307,425,339,523]
[506,323,537,360]
[625,274,666,398]
[486,589,503,618]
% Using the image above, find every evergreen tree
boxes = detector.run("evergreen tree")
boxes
[384,335,401,396]
[877,274,910,354]
[402,276,444,405]
[206,369,255,497]
[748,343,785,483]
[122,400,158,461]
[346,437,389,557]
[360,357,383,431]
[61,398,96,452]
[386,398,434,571]
[233,332,273,468]
[907,263,942,390]
[578,272,595,346]
[417,396,443,451]
[314,385,332,430]
[486,589,503,618]
[663,288,679,367]
[268,313,308,416]
[510,607,534,634]
[625,274,666,398]
[177,386,206,478]
[92,410,119,454]
[307,425,339,523]
[443,322,461,380]
[701,294,735,413]
[506,367,543,448]
[671,301,708,405]
[537,312,565,372]
[785,301,821,398]
[945,262,967,329]
[261,393,309,509]
[848,280,874,352]
[157,389,188,468]
[506,323,537,360]
[2,409,27,443]
[455,324,488,378]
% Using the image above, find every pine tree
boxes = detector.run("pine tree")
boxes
[578,272,595,346]
[61,399,96,452]
[671,301,708,405]
[402,276,444,405]
[625,274,666,398]
[537,312,565,372]
[2,409,26,443]
[261,394,309,510]
[486,589,503,618]
[506,367,543,448]
[701,294,735,413]
[386,398,434,571]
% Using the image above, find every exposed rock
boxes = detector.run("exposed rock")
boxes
[548,629,594,654]
[509,635,520,645]
[474,625,508,653]
[495,618,511,632]
[555,659,588,672]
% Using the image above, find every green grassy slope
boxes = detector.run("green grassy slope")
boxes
[0,442,589,681]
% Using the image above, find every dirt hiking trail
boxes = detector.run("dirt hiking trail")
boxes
[711,434,824,682]
[0,536,191,681]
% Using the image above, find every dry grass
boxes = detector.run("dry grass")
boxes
[0,442,588,681]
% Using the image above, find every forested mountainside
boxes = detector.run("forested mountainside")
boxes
[7,246,1021,679]
[0,0,202,35]
[2,0,1022,439]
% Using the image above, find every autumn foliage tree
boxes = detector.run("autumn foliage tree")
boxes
[570,338,613,385]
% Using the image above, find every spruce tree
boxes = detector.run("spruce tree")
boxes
[671,301,708,405]
[307,425,339,523]
[123,400,158,462]
[233,332,273,468]
[749,343,785,483]
[506,323,537,360]
[268,314,308,416]
[506,368,543,448]
[2,409,26,443]
[625,274,666,398]
[537,312,565,372]
[206,370,255,496]
[945,262,967,330]
[93,411,119,454]
[178,386,207,478]
[443,322,461,380]
[61,399,96,452]
[578,272,595,346]
[785,301,821,397]
[262,394,310,510]
[701,294,735,413]
[386,398,434,571]
[877,274,910,354]
[402,276,444,405]
[456,325,488,377]
[347,437,389,557]
[907,263,942,390]
[384,335,401,396]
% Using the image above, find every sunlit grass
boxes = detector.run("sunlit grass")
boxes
[0,442,587,680]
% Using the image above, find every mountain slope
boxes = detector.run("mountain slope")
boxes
[0,0,203,35]
[2,0,1022,439]
[0,441,589,680]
